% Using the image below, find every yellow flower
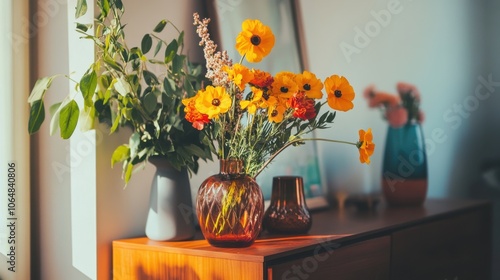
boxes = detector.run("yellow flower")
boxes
[358,128,375,164]
[236,19,275,63]
[295,71,323,99]
[195,86,232,119]
[224,63,254,91]
[271,71,298,101]
[259,89,278,109]
[267,103,287,123]
[324,75,355,112]
[240,87,264,115]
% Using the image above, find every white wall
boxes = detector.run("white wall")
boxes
[298,0,499,199]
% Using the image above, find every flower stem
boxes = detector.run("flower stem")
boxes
[253,137,357,179]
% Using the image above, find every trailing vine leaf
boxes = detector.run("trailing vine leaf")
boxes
[59,100,80,139]
[111,145,130,167]
[124,162,133,184]
[143,92,158,114]
[164,39,178,63]
[80,69,97,107]
[153,20,167,33]
[75,0,88,19]
[141,34,152,54]
[27,76,57,105]
[28,100,45,134]
[80,105,96,132]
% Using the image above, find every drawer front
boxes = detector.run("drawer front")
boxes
[267,236,390,280]
[391,207,491,280]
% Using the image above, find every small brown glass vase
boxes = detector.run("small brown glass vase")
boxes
[263,176,312,234]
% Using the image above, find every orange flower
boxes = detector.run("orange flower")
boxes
[294,71,323,99]
[358,128,375,164]
[271,71,298,101]
[324,75,355,112]
[182,96,210,130]
[235,19,275,63]
[249,69,274,89]
[267,103,287,123]
[224,63,254,91]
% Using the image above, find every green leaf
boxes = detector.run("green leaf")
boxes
[141,34,152,54]
[49,102,62,116]
[114,0,123,10]
[163,77,176,94]
[153,20,167,33]
[75,0,88,19]
[80,105,95,132]
[185,144,209,159]
[28,76,56,105]
[100,0,110,17]
[143,92,157,114]
[104,55,123,72]
[111,145,130,167]
[154,40,163,57]
[327,111,336,122]
[164,39,178,63]
[143,70,158,86]
[28,100,45,134]
[110,110,121,134]
[172,54,185,74]
[124,162,134,183]
[183,79,194,97]
[177,31,185,47]
[129,132,140,159]
[80,70,97,107]
[76,23,92,32]
[59,100,80,139]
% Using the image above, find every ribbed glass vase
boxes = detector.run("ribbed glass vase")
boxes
[196,159,264,247]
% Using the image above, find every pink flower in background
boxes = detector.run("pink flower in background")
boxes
[363,82,423,128]
[385,106,408,128]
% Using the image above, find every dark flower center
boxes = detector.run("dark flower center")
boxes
[263,92,270,100]
[303,84,311,91]
[280,87,289,93]
[271,109,278,117]
[250,35,261,46]
[334,90,342,98]
[212,98,221,106]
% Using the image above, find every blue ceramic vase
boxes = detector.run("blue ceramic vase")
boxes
[382,123,428,206]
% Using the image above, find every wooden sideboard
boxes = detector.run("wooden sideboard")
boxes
[112,199,492,280]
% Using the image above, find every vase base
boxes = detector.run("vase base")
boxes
[207,236,256,248]
[382,178,427,207]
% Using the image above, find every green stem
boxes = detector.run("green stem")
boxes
[253,138,357,179]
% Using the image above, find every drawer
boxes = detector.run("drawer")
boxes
[267,236,390,280]
[391,208,491,280]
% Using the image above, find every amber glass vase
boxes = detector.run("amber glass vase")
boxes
[263,176,312,234]
[196,159,264,247]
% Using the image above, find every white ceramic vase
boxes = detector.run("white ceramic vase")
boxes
[145,156,195,241]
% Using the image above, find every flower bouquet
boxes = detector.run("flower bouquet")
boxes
[188,13,375,246]
[363,82,427,206]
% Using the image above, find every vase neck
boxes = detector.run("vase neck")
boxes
[220,159,244,175]
[270,176,307,206]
